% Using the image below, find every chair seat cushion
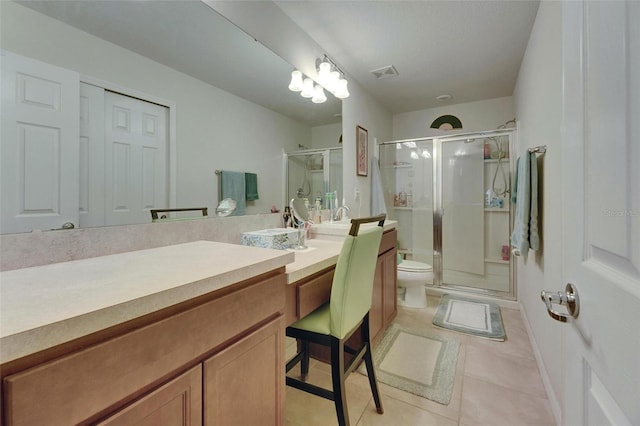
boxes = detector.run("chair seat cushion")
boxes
[289,303,331,335]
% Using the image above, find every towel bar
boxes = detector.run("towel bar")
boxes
[528,145,546,154]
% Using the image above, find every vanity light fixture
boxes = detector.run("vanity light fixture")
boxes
[287,55,350,104]
[317,55,350,99]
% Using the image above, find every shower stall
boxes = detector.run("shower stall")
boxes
[285,147,343,209]
[379,129,516,299]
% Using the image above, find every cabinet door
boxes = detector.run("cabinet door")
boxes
[98,365,202,426]
[203,316,284,426]
[381,249,398,328]
[369,256,384,343]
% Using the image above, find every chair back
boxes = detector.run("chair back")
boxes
[329,215,385,339]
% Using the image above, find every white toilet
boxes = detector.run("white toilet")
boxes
[397,260,433,308]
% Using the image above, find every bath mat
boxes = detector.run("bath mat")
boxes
[432,294,506,341]
[359,323,460,405]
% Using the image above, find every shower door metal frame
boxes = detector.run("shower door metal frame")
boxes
[433,129,517,300]
[284,147,342,209]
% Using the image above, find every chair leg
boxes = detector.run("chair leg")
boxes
[331,337,349,426]
[362,315,384,414]
[301,339,310,381]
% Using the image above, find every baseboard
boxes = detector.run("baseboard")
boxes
[519,302,562,426]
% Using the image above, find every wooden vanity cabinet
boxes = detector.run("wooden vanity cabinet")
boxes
[97,365,203,426]
[2,270,286,426]
[291,229,398,361]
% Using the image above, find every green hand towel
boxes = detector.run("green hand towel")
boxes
[245,172,259,201]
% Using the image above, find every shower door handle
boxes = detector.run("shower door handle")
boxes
[540,283,579,322]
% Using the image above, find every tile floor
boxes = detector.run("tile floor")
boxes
[285,295,556,426]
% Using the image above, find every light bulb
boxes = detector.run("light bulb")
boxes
[318,62,331,85]
[288,70,304,92]
[312,85,327,103]
[301,78,314,98]
[325,71,339,92]
[333,78,350,99]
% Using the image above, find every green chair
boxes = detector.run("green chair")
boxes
[286,214,386,426]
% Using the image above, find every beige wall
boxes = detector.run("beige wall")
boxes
[513,1,564,423]
[392,96,515,141]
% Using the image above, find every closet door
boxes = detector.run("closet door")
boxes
[104,91,168,226]
[1,51,79,234]
[79,82,106,228]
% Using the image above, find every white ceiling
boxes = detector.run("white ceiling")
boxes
[275,0,540,113]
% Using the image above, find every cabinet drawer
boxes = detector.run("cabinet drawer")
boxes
[379,229,397,255]
[3,273,285,425]
[297,268,334,319]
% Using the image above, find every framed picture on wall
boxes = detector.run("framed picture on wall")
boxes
[356,125,368,176]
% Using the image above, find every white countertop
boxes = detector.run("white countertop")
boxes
[310,219,397,239]
[0,241,293,364]
[285,238,344,284]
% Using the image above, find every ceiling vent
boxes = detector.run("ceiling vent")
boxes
[370,65,399,79]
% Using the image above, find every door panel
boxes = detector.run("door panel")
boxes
[104,91,168,226]
[79,82,106,228]
[1,51,79,233]
[562,1,640,424]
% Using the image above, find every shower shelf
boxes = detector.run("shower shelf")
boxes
[483,159,508,163]
[484,208,509,212]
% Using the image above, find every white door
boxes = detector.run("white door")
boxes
[79,82,106,228]
[104,91,168,226]
[0,51,79,233]
[561,1,640,425]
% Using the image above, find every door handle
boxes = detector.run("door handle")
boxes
[540,283,579,322]
[51,222,75,231]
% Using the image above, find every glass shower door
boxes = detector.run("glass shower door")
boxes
[437,134,512,293]
[285,148,342,211]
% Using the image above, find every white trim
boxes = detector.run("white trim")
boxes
[519,302,562,426]
[80,75,177,207]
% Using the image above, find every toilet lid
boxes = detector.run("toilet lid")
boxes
[398,260,433,272]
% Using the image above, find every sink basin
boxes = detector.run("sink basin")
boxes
[240,228,299,250]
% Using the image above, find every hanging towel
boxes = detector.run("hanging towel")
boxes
[370,156,387,216]
[528,153,540,251]
[220,171,246,215]
[510,152,539,258]
[245,172,259,201]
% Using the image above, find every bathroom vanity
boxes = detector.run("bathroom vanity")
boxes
[0,226,397,425]
[0,241,293,425]
[286,227,398,359]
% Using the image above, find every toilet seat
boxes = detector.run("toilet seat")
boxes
[397,260,432,273]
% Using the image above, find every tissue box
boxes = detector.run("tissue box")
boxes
[240,228,299,250]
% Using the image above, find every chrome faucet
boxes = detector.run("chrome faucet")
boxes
[333,205,350,221]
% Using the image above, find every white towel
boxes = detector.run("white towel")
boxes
[370,156,387,216]
[510,152,539,258]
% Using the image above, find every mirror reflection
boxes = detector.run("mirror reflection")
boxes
[0,0,342,234]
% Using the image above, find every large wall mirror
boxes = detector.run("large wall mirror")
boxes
[0,0,342,234]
